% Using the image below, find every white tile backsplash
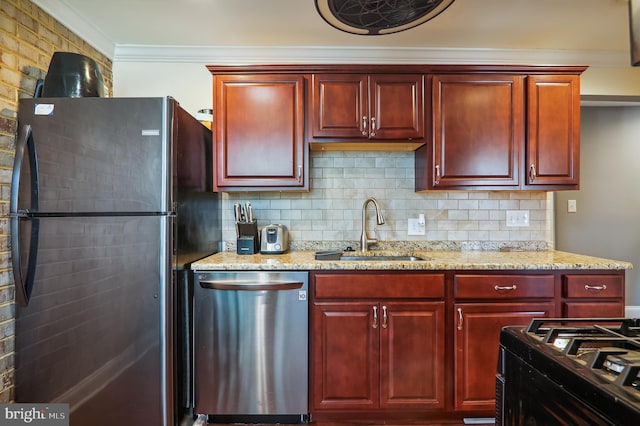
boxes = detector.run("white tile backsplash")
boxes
[222,150,554,250]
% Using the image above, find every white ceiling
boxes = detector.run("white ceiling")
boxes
[34,0,633,66]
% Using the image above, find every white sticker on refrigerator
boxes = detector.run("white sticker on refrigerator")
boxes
[34,103,54,115]
[298,290,307,301]
[141,129,160,136]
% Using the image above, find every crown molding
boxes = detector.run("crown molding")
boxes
[113,44,628,68]
[32,0,115,58]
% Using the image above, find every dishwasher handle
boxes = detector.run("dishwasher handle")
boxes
[199,279,304,291]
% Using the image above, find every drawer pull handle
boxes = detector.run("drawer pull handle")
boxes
[494,285,517,291]
[457,307,463,331]
[370,117,376,137]
[585,284,607,291]
[362,116,368,136]
[382,305,388,329]
[372,305,378,329]
[434,165,441,185]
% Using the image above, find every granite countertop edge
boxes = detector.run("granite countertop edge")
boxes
[191,250,634,271]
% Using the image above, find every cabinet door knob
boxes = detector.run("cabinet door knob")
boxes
[372,305,378,329]
[370,117,376,137]
[382,305,388,329]
[529,163,537,182]
[362,116,368,136]
[457,307,463,331]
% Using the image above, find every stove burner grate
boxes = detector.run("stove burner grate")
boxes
[520,317,640,397]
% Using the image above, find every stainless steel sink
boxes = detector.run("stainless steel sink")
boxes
[338,255,426,261]
[314,251,429,261]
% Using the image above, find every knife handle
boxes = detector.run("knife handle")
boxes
[234,203,243,222]
[246,201,254,222]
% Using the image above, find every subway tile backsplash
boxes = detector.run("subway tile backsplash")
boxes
[222,151,553,251]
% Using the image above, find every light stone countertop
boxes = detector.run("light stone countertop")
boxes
[191,250,633,271]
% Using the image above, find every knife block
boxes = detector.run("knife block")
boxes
[236,221,259,255]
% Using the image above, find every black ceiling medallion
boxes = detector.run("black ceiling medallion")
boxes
[315,0,455,35]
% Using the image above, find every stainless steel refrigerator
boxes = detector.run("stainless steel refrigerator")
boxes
[10,97,221,425]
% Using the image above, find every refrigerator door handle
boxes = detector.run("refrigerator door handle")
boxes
[10,124,40,306]
[11,124,40,215]
[10,216,39,307]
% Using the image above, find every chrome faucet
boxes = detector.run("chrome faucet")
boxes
[360,197,385,252]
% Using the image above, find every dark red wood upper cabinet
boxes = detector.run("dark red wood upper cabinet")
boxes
[526,75,580,189]
[213,74,307,191]
[311,74,424,141]
[416,72,582,191]
[429,74,524,189]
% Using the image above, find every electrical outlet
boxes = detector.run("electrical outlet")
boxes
[568,199,577,213]
[506,210,530,227]
[408,218,425,236]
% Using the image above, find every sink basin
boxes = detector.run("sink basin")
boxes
[314,250,429,261]
[338,255,426,261]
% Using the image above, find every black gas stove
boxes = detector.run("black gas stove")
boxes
[497,318,640,426]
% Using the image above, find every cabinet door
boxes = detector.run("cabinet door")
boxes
[369,74,424,140]
[214,74,306,189]
[431,75,524,188]
[311,302,379,411]
[311,74,368,138]
[453,302,555,412]
[526,75,580,188]
[380,302,445,410]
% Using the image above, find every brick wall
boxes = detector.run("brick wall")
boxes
[0,0,113,402]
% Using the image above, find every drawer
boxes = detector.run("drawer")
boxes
[563,275,624,299]
[563,301,625,318]
[455,274,555,299]
[314,273,445,299]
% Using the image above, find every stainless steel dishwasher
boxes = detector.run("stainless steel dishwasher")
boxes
[193,271,309,423]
